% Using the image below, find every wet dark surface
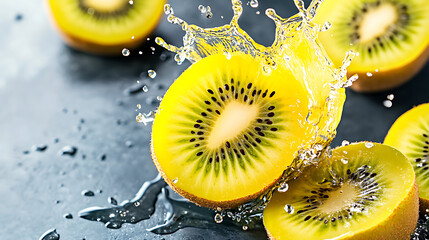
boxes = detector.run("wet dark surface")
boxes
[1,0,428,239]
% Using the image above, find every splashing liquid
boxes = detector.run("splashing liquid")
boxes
[80,0,355,235]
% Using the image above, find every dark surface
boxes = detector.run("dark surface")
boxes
[1,0,428,239]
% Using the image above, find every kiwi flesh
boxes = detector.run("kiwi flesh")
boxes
[384,103,429,213]
[45,0,165,55]
[314,0,429,92]
[263,142,418,240]
[151,53,316,209]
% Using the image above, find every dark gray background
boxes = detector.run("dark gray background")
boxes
[0,0,428,239]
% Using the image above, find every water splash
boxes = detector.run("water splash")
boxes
[82,0,356,235]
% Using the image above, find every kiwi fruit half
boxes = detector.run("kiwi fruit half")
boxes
[314,0,429,92]
[151,53,316,209]
[263,142,418,240]
[46,0,165,55]
[384,103,429,213]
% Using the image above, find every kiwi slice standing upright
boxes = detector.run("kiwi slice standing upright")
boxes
[46,0,165,55]
[151,53,317,209]
[263,142,418,240]
[384,103,429,212]
[314,0,429,92]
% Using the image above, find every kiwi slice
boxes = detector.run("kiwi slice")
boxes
[151,53,315,209]
[46,0,165,55]
[314,0,429,92]
[263,142,418,239]
[384,103,429,213]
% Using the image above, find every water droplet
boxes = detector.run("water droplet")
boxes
[32,144,48,152]
[242,225,248,230]
[108,197,118,205]
[250,0,259,8]
[64,213,73,219]
[341,158,349,164]
[172,177,178,183]
[198,5,206,13]
[122,48,130,56]
[366,72,373,77]
[214,213,223,223]
[134,201,141,207]
[277,182,289,192]
[164,4,174,15]
[157,96,163,101]
[375,69,379,72]
[148,70,157,79]
[139,51,143,55]
[137,104,141,109]
[383,100,392,108]
[59,146,78,157]
[284,204,294,214]
[39,229,60,240]
[341,140,350,146]
[150,46,156,52]
[206,6,213,18]
[220,15,224,19]
[129,0,133,4]
[142,85,149,92]
[15,14,23,21]
[387,94,394,100]
[99,154,106,161]
[131,36,135,39]
[82,190,95,197]
[87,8,95,15]
[125,141,133,148]
[321,21,331,31]
[256,11,260,14]
[365,142,374,148]
[136,111,155,125]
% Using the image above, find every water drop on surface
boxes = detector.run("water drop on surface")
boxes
[365,142,374,148]
[366,72,373,77]
[39,229,59,240]
[137,104,141,109]
[82,190,95,197]
[59,146,77,157]
[157,96,163,101]
[383,100,392,108]
[250,0,259,8]
[125,141,133,148]
[284,204,294,214]
[341,140,350,146]
[122,48,130,56]
[139,51,143,55]
[129,0,133,4]
[32,144,48,152]
[198,5,206,13]
[64,213,73,219]
[387,94,394,100]
[277,182,289,192]
[256,11,260,14]
[375,69,379,72]
[142,85,149,92]
[205,6,213,18]
[172,177,178,183]
[99,154,106,161]
[131,36,135,39]
[214,213,223,223]
[108,196,118,205]
[242,225,248,230]
[148,70,157,79]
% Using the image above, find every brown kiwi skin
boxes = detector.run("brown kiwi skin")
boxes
[150,136,279,210]
[350,46,429,92]
[419,197,429,215]
[266,178,419,240]
[44,0,165,56]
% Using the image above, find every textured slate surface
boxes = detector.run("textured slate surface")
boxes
[0,0,428,239]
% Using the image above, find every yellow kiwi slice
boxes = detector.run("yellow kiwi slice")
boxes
[151,53,316,209]
[263,142,418,240]
[384,103,429,213]
[314,0,429,92]
[46,0,165,55]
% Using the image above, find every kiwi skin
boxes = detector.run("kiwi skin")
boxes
[350,46,429,92]
[150,139,279,209]
[44,0,166,55]
[265,142,419,240]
